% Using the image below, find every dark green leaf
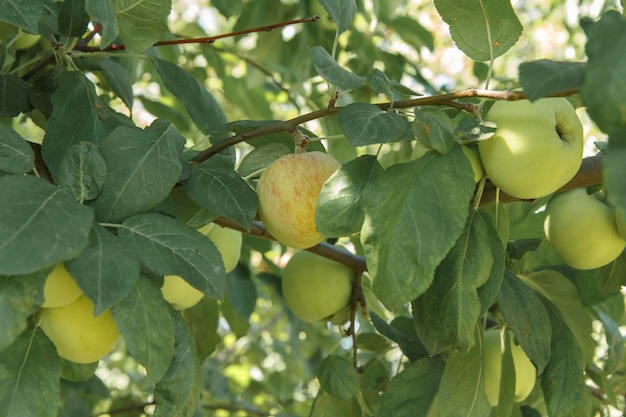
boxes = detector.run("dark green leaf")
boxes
[85,0,119,47]
[605,130,626,223]
[310,389,360,417]
[413,106,456,154]
[370,313,429,361]
[59,358,98,382]
[338,103,409,146]
[118,213,226,300]
[318,0,356,34]
[225,265,257,320]
[57,142,107,202]
[0,74,32,117]
[113,0,170,53]
[0,1,43,33]
[220,295,250,339]
[434,0,522,61]
[519,60,585,101]
[318,355,359,400]
[361,146,475,310]
[93,119,185,223]
[182,297,220,362]
[310,46,366,90]
[0,175,93,275]
[356,332,391,354]
[0,328,60,417]
[386,16,434,51]
[57,0,89,37]
[113,275,175,385]
[0,123,34,174]
[237,143,291,179]
[152,185,218,228]
[98,58,134,111]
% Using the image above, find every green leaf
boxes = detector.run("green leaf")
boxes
[225,265,257,320]
[0,175,93,275]
[434,0,522,61]
[361,146,475,310]
[0,1,43,33]
[434,327,491,417]
[153,311,201,417]
[65,223,140,315]
[0,74,32,117]
[356,333,392,354]
[153,57,227,134]
[113,275,175,385]
[378,357,443,417]
[57,0,89,37]
[580,11,626,135]
[85,0,119,48]
[113,0,170,53]
[370,313,429,361]
[316,155,378,237]
[413,210,503,354]
[386,16,434,51]
[605,130,626,221]
[220,295,250,339]
[597,309,624,374]
[0,269,47,350]
[59,358,98,382]
[97,57,134,111]
[318,0,356,34]
[317,355,359,400]
[57,142,107,202]
[310,389,361,417]
[0,123,34,174]
[236,142,291,179]
[541,301,585,417]
[184,155,258,230]
[182,297,220,362]
[93,119,185,223]
[310,46,366,90]
[413,106,456,155]
[338,103,410,146]
[496,270,551,374]
[367,69,394,101]
[118,213,226,300]
[0,328,60,417]
[519,60,585,101]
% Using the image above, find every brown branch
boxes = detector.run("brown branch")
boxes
[29,142,52,182]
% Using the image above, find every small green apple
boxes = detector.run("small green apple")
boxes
[461,145,484,183]
[14,30,41,50]
[483,328,536,406]
[161,275,205,310]
[42,263,83,308]
[544,188,626,270]
[282,251,353,322]
[478,98,583,199]
[38,295,120,364]
[203,224,242,273]
[257,151,341,249]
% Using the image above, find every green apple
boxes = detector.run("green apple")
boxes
[478,98,583,199]
[461,145,484,183]
[483,328,536,406]
[42,263,83,308]
[14,30,41,50]
[161,275,205,310]
[203,224,242,273]
[257,151,341,249]
[282,250,353,322]
[544,188,626,270]
[38,295,120,364]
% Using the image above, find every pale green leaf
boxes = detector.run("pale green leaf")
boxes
[310,46,366,90]
[113,0,170,53]
[338,103,410,146]
[319,0,356,34]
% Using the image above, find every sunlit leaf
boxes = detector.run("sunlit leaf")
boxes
[310,46,366,90]
[113,0,170,53]
[318,0,356,34]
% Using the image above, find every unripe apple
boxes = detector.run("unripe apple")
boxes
[42,263,83,308]
[483,328,536,406]
[14,30,41,50]
[282,251,353,322]
[38,295,120,364]
[544,188,626,270]
[161,275,205,310]
[478,98,583,199]
[257,151,341,249]
[203,224,242,273]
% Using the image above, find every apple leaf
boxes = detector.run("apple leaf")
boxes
[318,355,359,400]
[386,16,434,52]
[519,60,585,101]
[370,313,429,362]
[226,265,257,320]
[337,103,410,146]
[494,330,517,417]
[309,46,366,91]
[597,310,625,374]
[237,143,291,179]
[57,142,107,203]
[413,209,503,355]
[378,357,443,417]
[118,212,226,300]
[58,0,90,37]
[85,0,119,48]
[434,0,522,61]
[93,119,185,223]
[434,327,491,417]
[581,11,626,135]
[182,297,220,362]
[367,69,394,101]
[0,175,94,276]
[0,123,34,175]
[113,0,170,53]
[0,74,32,117]
[412,106,456,154]
[0,328,60,417]
[112,275,175,385]
[497,270,552,374]
[0,269,47,350]
[316,155,378,237]
[153,311,202,417]
[605,130,626,223]
[220,295,251,338]
[96,58,134,111]
[318,0,356,34]
[0,1,43,33]
[66,223,140,315]
[310,390,360,417]
[361,146,475,310]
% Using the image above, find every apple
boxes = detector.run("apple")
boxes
[38,295,120,364]
[203,223,242,273]
[257,151,341,249]
[478,98,583,199]
[281,250,353,322]
[42,263,83,308]
[483,328,536,406]
[544,188,626,270]
[14,30,41,50]
[161,275,205,310]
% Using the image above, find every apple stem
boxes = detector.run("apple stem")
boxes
[289,128,309,153]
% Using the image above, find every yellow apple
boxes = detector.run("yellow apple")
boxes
[282,250,353,322]
[478,98,583,199]
[203,224,242,273]
[544,188,626,270]
[161,275,205,310]
[257,151,341,249]
[483,328,536,406]
[38,295,120,364]
[42,263,83,308]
